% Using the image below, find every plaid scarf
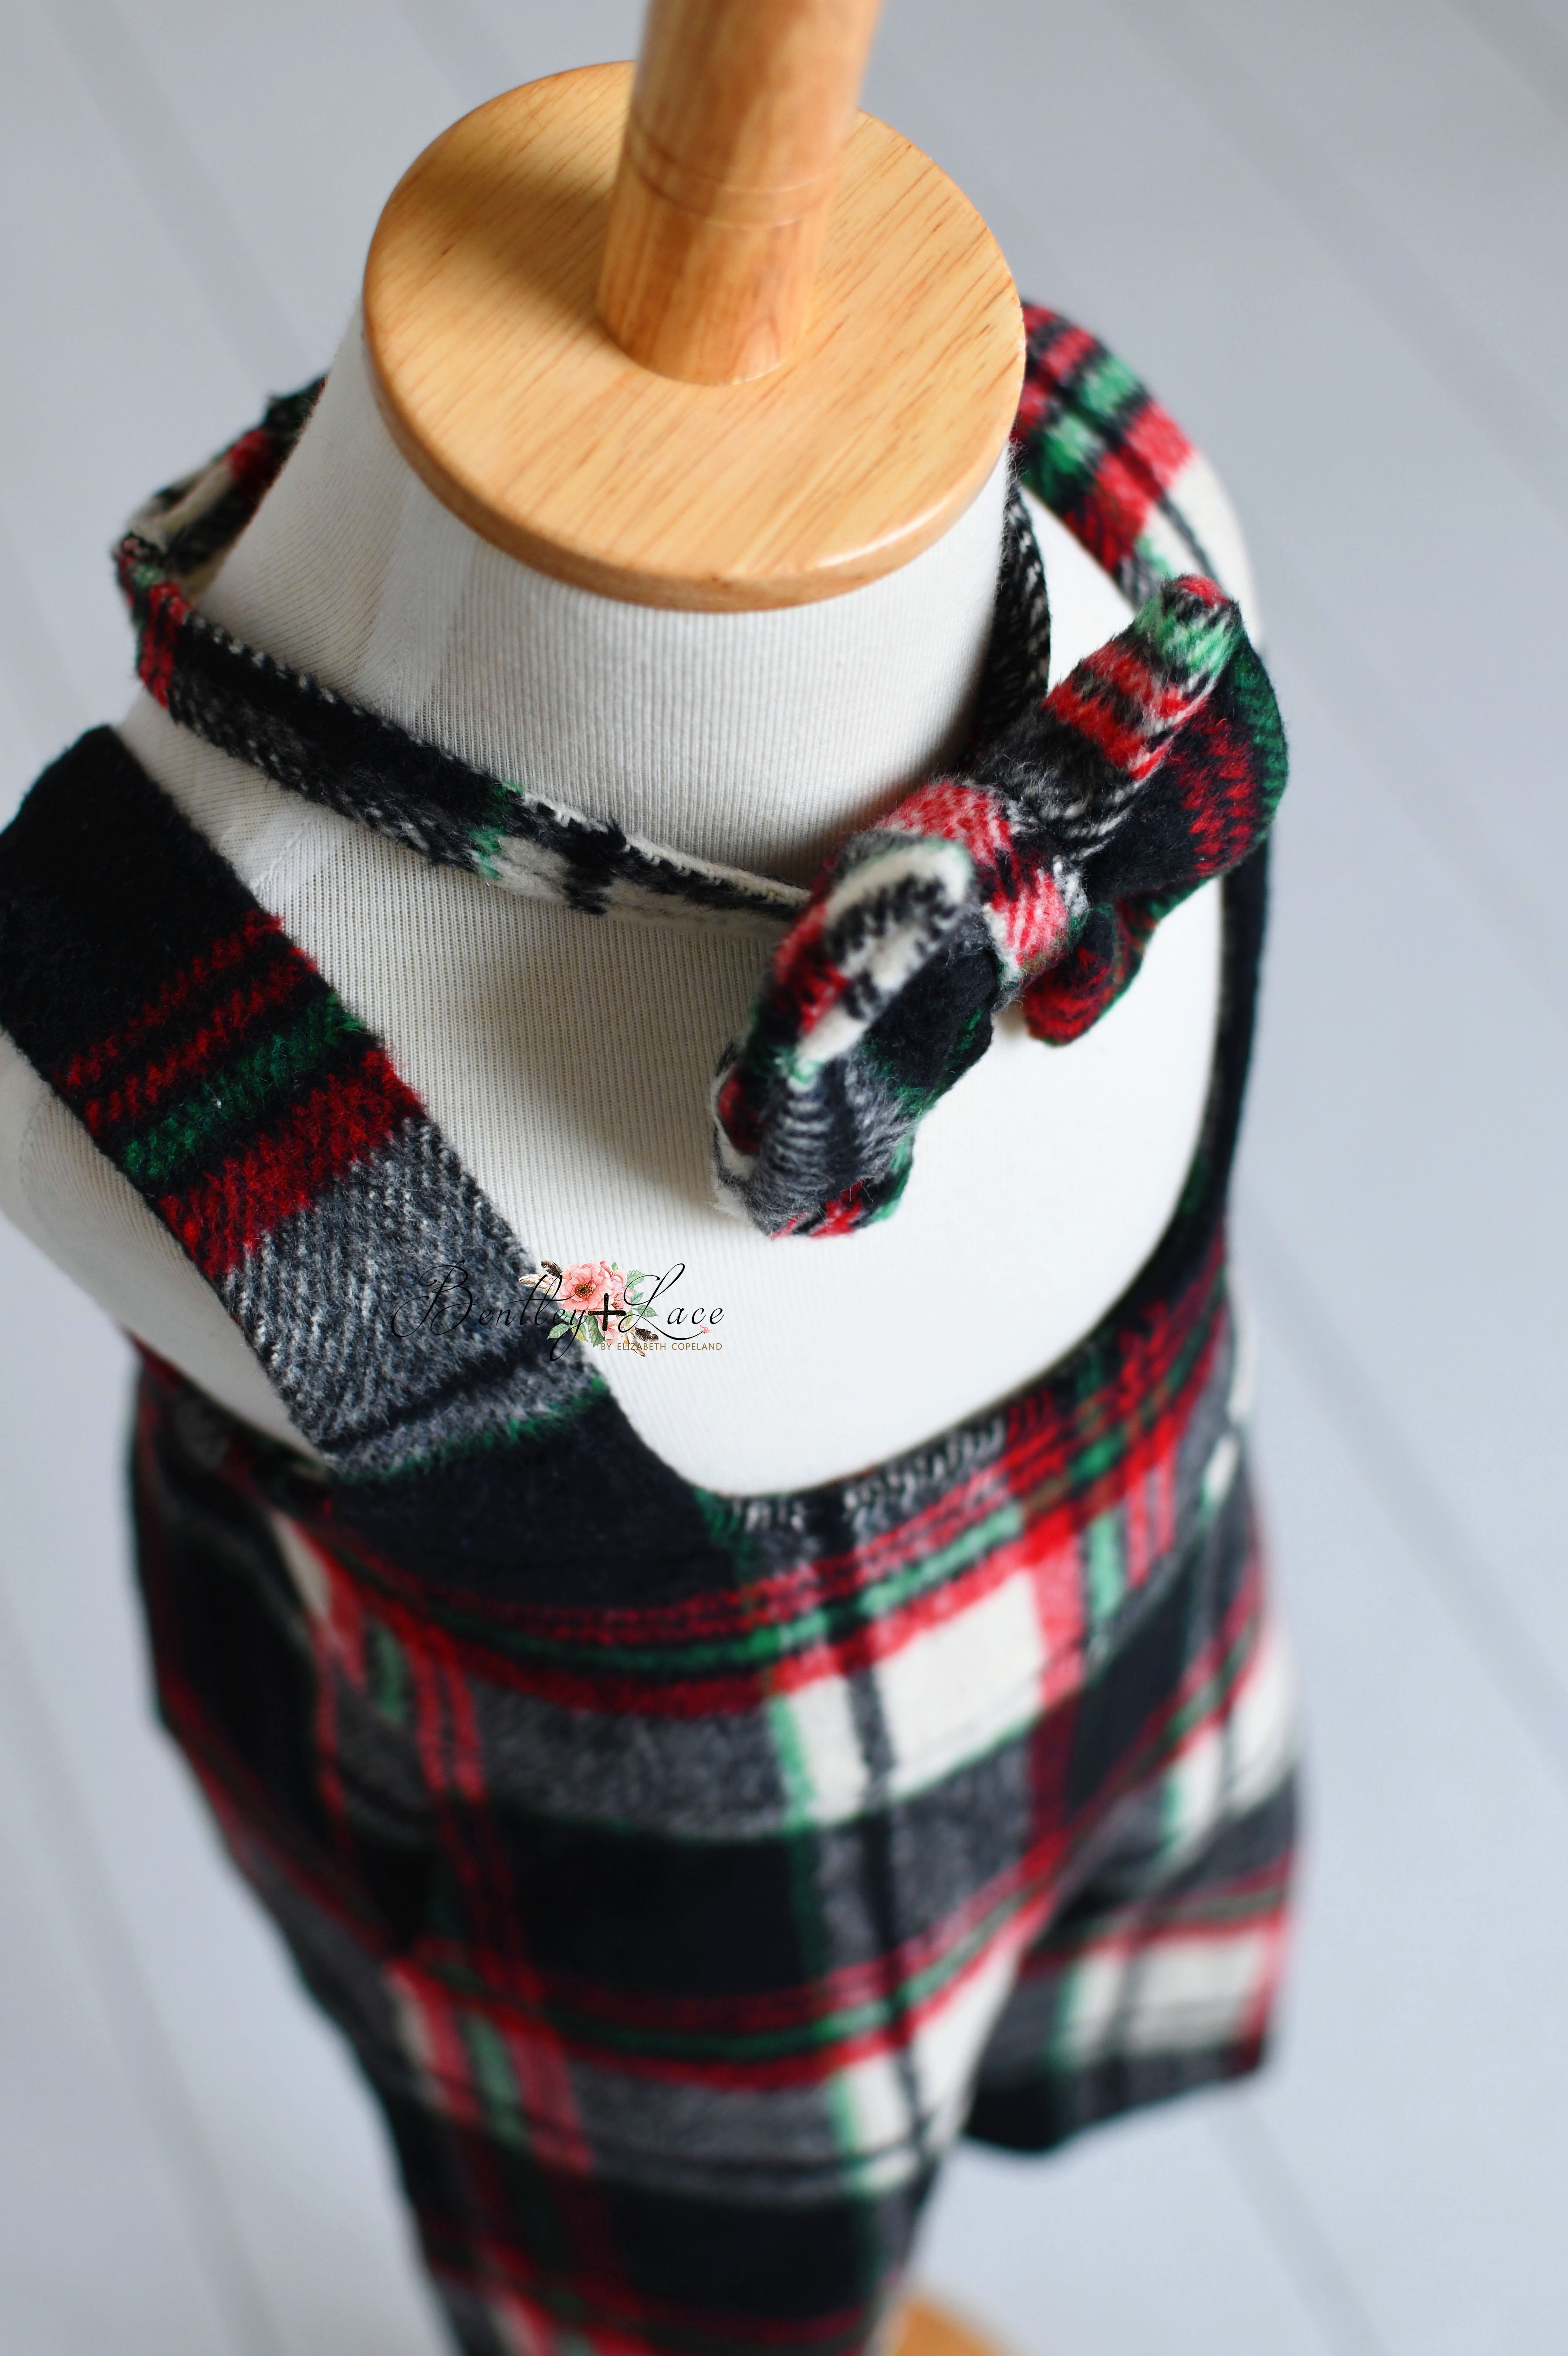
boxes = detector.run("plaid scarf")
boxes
[113,307,1285,1242]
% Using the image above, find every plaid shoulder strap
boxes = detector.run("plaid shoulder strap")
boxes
[0,727,603,1486]
[1012,304,1244,608]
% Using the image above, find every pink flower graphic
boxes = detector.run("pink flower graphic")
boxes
[558,1259,625,1315]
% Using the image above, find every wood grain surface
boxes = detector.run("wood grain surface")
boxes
[362,63,1022,609]
[597,0,883,383]
[895,2296,1012,2356]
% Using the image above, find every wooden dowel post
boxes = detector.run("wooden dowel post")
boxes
[598,0,884,384]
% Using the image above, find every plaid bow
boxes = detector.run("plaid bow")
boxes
[712,572,1286,1238]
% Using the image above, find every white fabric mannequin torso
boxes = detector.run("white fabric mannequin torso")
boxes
[0,313,1241,1493]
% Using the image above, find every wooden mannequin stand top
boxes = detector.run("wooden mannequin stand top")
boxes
[362,4,1024,612]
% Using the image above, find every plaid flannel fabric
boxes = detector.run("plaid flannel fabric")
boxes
[0,720,1297,2356]
[711,577,1284,1237]
[0,306,1300,2356]
[115,384,812,938]
[110,312,1285,1250]
[711,307,1287,1240]
[129,1230,1295,2356]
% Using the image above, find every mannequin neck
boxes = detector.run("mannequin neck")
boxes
[199,312,1009,884]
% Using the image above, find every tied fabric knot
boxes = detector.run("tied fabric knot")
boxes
[712,573,1286,1239]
